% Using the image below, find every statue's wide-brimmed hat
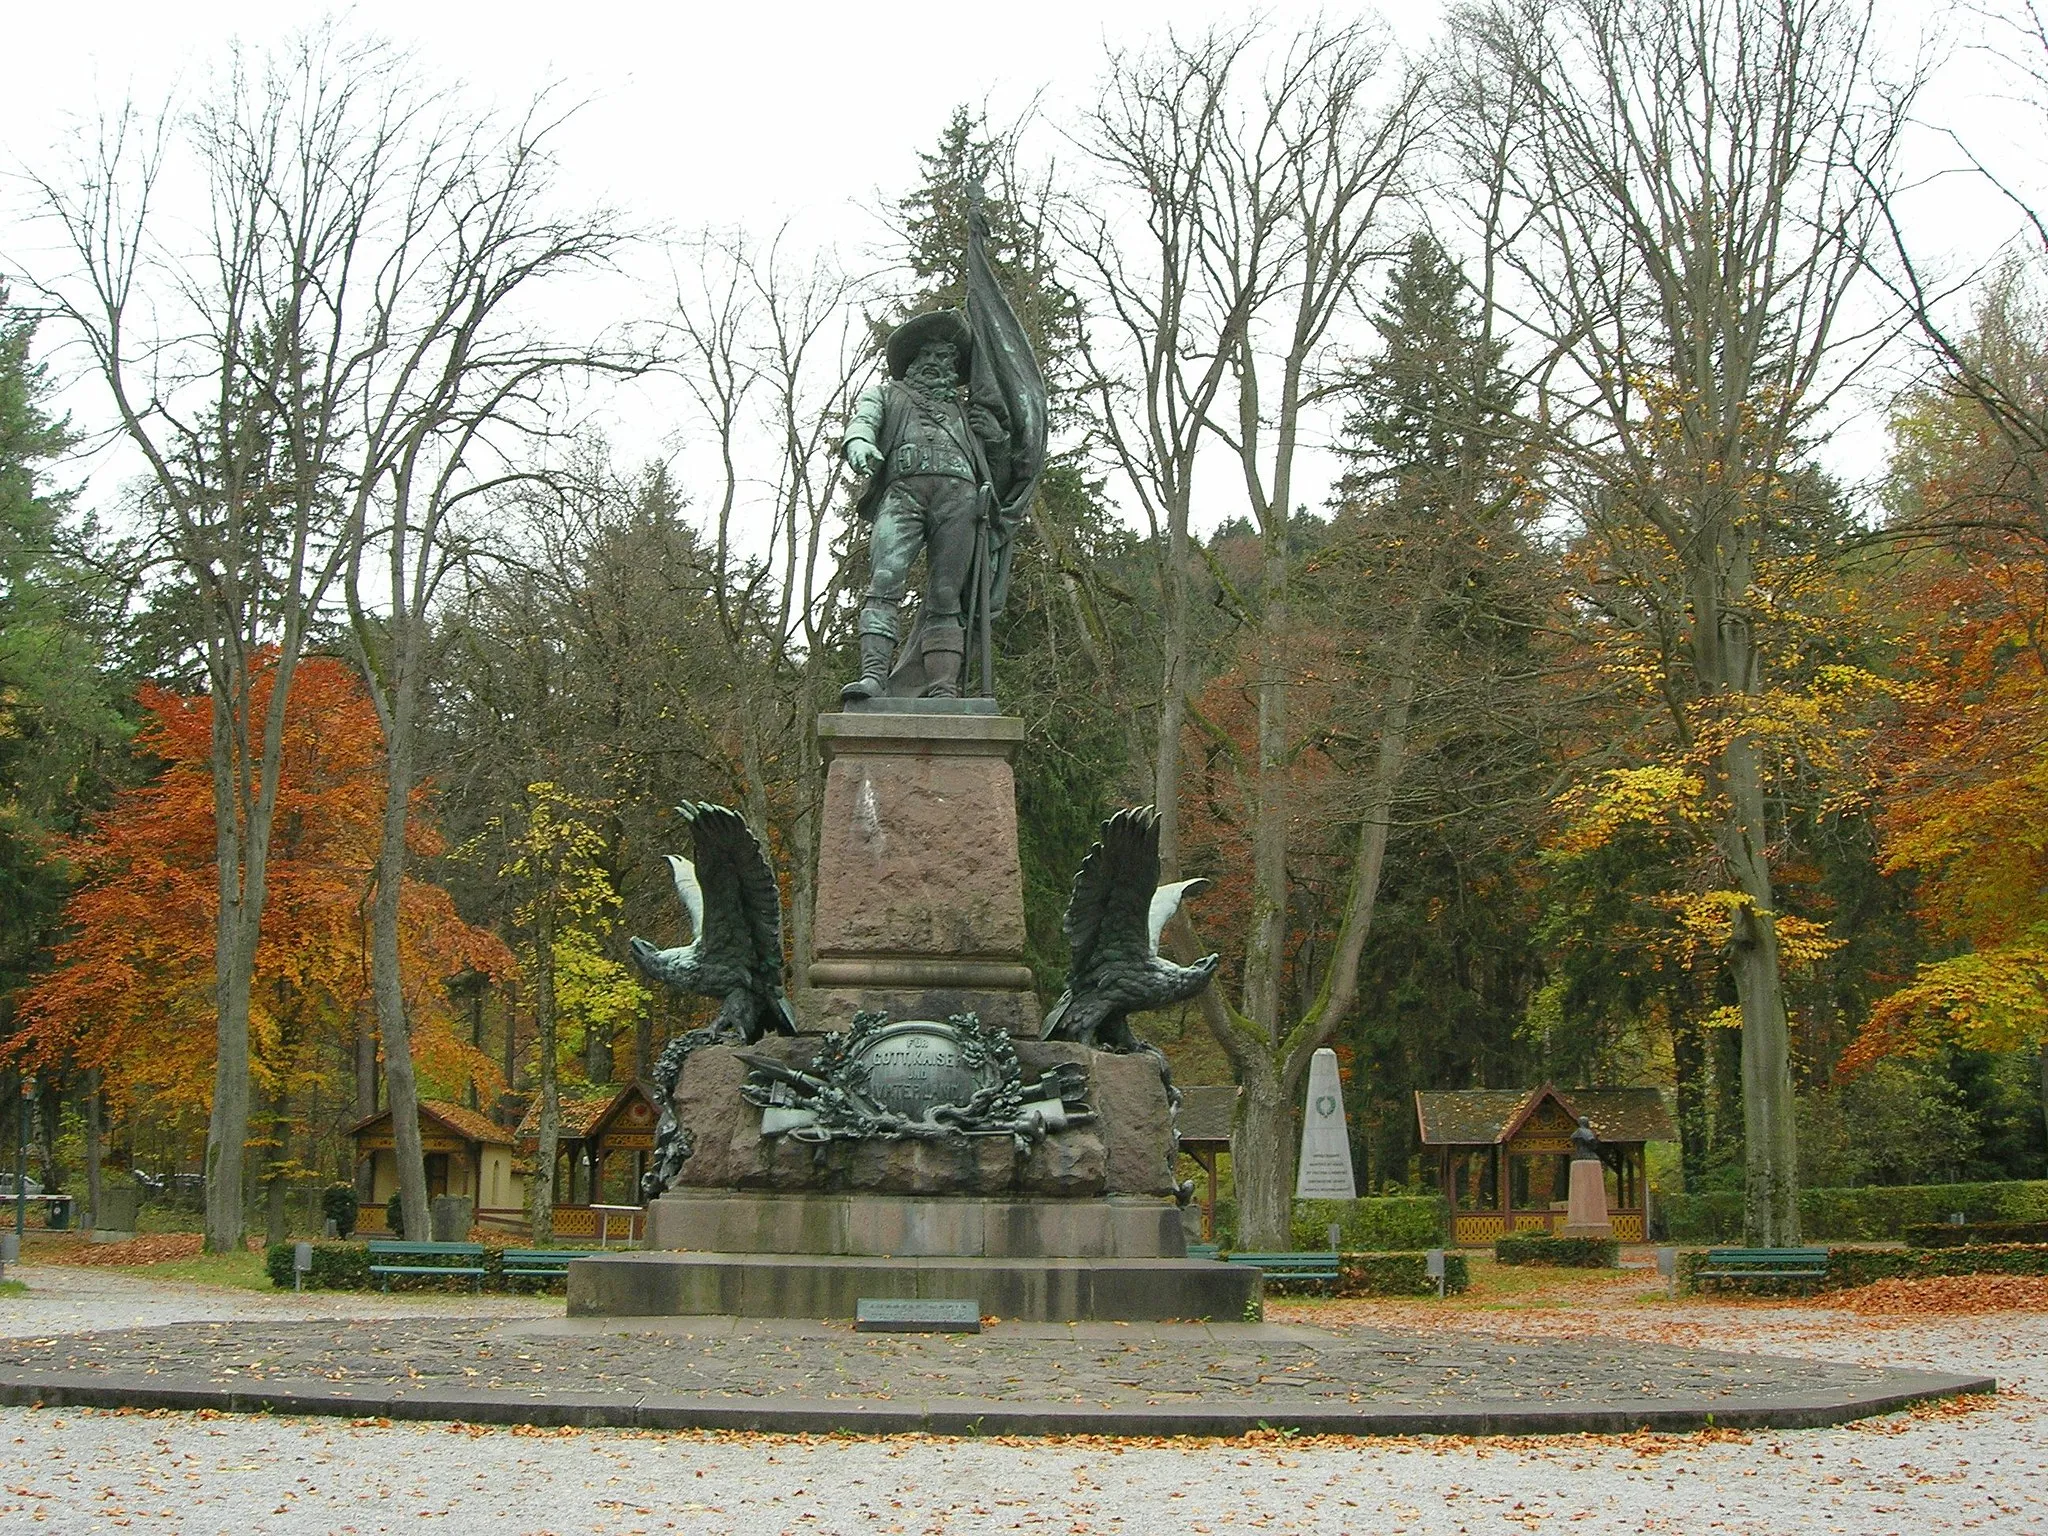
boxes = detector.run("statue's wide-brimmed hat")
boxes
[885,309,973,379]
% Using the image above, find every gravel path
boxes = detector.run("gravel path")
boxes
[0,1263,2036,1534]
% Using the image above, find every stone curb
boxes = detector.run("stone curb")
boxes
[0,1367,1995,1439]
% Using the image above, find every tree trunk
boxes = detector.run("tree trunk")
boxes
[203,928,257,1254]
[1153,496,1193,876]
[1671,1012,1709,1190]
[84,1073,103,1232]
[1721,737,1800,1245]
[202,647,292,1256]
[263,1088,291,1249]
[1241,528,1291,1032]
[529,909,560,1245]
[503,982,520,1105]
[37,1080,61,1192]
[1220,606,1420,1250]
[353,1010,378,1202]
[468,991,485,1110]
[585,1021,613,1085]
[1234,1057,1293,1250]
[788,665,827,985]
[372,704,432,1246]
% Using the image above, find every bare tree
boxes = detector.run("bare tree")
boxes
[21,32,396,1251]
[1869,2,2048,549]
[333,86,637,1244]
[1063,27,1261,880]
[1444,0,1912,1242]
[1063,22,1425,1247]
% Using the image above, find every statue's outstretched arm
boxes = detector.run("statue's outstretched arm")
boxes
[843,384,887,472]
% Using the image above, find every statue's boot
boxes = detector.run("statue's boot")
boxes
[839,632,895,704]
[921,620,967,699]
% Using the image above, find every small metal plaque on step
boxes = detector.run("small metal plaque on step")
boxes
[855,1297,982,1333]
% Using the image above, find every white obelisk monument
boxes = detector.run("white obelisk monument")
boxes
[1294,1047,1358,1200]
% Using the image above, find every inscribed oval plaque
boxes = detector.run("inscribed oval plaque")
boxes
[853,1021,989,1120]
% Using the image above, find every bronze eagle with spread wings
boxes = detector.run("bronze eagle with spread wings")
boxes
[628,802,798,1045]
[1041,806,1219,1051]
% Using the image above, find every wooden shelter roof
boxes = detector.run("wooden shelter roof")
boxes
[348,1099,513,1146]
[515,1081,660,1145]
[1415,1085,1676,1146]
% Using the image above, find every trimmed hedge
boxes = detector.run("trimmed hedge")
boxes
[1905,1220,2048,1249]
[1658,1179,2048,1244]
[1494,1233,1619,1268]
[1680,1242,2048,1295]
[264,1241,372,1290]
[1336,1250,1470,1298]
[1291,1197,1445,1253]
[263,1240,592,1292]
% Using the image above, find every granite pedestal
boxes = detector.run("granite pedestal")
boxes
[801,711,1039,1037]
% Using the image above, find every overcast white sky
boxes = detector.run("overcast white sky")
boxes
[0,0,2030,534]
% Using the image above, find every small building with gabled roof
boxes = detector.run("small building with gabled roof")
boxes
[1415,1084,1676,1246]
[348,1099,519,1230]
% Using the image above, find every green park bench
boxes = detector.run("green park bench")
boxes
[1694,1246,1831,1291]
[1224,1249,1341,1288]
[1186,1242,1222,1261]
[366,1240,487,1293]
[499,1249,601,1285]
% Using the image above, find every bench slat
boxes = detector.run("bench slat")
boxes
[1696,1246,1831,1286]
[1224,1251,1341,1281]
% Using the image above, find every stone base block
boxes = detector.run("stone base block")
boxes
[672,1041,1178,1198]
[565,1251,1261,1324]
[645,1192,1186,1258]
[796,982,1041,1040]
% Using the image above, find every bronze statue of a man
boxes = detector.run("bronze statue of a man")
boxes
[841,310,1011,702]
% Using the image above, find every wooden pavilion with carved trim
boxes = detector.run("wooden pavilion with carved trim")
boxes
[1415,1084,1676,1246]
[506,1080,661,1240]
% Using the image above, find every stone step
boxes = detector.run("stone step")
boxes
[646,1191,1186,1258]
[565,1251,1260,1324]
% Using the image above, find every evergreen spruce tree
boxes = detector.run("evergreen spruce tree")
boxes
[0,288,127,998]
[1319,235,1562,1190]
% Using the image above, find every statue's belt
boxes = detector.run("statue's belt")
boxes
[892,440,977,480]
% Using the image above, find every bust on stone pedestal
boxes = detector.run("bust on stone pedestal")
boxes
[1561,1115,1613,1237]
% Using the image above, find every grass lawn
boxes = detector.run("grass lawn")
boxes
[109,1251,271,1291]
[1267,1253,1664,1322]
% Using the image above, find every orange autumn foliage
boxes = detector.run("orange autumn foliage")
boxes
[1843,537,2048,1068]
[10,656,511,1134]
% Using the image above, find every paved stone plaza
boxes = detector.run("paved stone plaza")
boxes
[0,1264,2036,1533]
[0,1308,1983,1436]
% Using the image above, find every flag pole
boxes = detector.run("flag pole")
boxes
[977,511,994,698]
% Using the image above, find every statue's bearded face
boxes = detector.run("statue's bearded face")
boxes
[906,340,961,397]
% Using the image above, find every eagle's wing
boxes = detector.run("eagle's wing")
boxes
[665,853,704,945]
[1064,807,1165,979]
[683,802,786,987]
[1147,878,1210,954]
